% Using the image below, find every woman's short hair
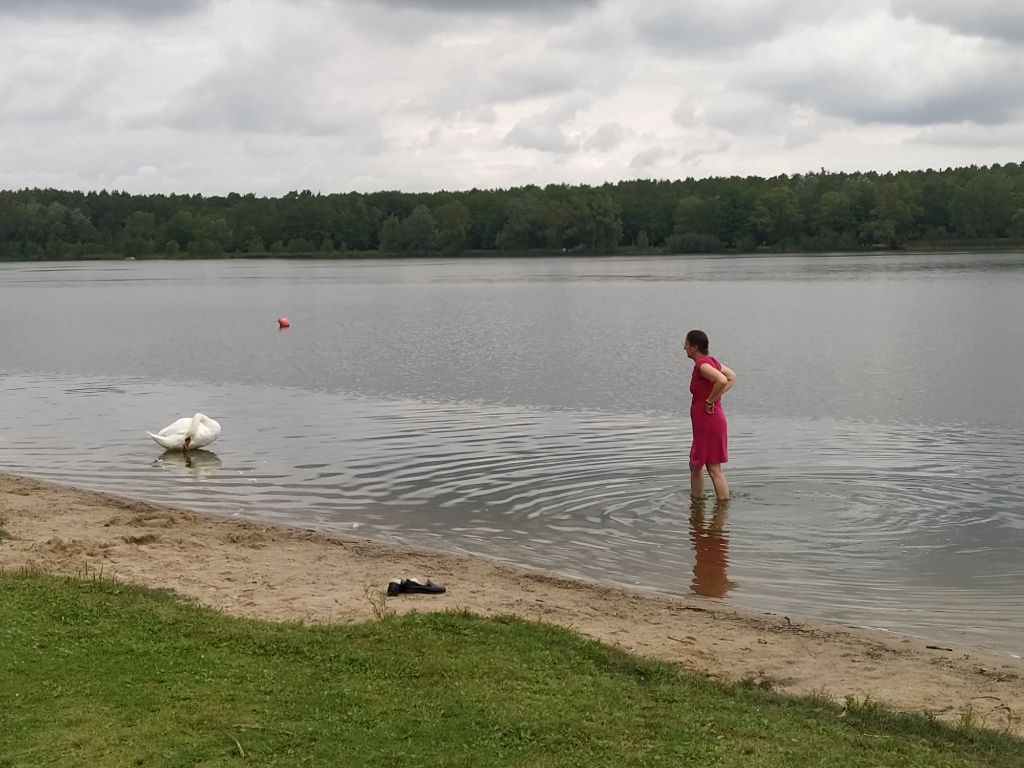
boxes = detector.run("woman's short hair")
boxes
[686,329,709,354]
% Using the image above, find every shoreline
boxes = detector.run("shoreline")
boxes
[2,246,1024,264]
[2,472,1022,736]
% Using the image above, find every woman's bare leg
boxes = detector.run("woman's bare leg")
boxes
[689,464,705,498]
[706,464,729,500]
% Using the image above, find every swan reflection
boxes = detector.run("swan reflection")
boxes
[153,448,222,479]
[689,497,737,598]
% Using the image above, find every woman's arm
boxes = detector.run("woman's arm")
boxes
[699,363,730,407]
[718,364,736,398]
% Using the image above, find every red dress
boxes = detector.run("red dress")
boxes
[689,355,728,467]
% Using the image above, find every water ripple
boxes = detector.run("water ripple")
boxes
[1,372,1022,657]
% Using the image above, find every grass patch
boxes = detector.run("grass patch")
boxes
[1,571,1022,767]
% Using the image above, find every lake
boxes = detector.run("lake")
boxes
[1,253,1022,657]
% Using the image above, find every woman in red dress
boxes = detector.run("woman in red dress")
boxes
[684,329,736,500]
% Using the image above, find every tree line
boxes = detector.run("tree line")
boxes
[2,162,1024,260]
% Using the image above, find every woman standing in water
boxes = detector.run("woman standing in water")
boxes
[684,329,735,500]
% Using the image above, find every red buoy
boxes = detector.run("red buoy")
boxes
[277,317,290,329]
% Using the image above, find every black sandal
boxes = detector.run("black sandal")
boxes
[386,577,447,596]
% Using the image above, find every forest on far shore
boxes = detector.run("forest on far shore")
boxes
[2,162,1024,260]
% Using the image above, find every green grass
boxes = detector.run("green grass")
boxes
[1,572,1021,767]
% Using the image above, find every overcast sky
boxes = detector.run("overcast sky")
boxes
[2,0,1022,195]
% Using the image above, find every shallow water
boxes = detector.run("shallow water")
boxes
[1,254,1022,656]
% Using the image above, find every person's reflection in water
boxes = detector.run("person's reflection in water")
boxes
[689,497,737,598]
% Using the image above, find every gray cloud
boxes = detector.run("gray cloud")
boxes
[893,1,1024,43]
[630,146,671,169]
[634,0,801,54]
[166,71,385,145]
[0,65,92,123]
[673,92,769,133]
[409,62,582,120]
[0,0,208,21]
[363,0,598,14]
[345,0,600,44]
[914,122,1024,149]
[584,122,631,151]
[680,141,731,165]
[503,97,589,153]
[136,41,388,149]
[505,118,576,153]
[757,64,1019,126]
[673,92,832,152]
[722,11,1024,129]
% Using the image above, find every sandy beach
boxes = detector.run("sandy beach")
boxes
[2,472,1022,736]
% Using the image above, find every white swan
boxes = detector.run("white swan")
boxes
[147,412,221,451]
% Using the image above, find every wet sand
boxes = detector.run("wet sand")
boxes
[2,472,1022,736]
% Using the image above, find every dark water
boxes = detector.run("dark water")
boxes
[1,254,1022,657]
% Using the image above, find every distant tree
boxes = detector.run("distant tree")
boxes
[613,179,679,246]
[379,214,404,253]
[5,162,1024,261]
[287,237,314,253]
[333,195,378,251]
[238,228,266,254]
[402,206,439,255]
[166,211,195,249]
[188,215,231,255]
[816,191,854,236]
[673,195,709,235]
[186,239,218,256]
[376,205,439,255]
[463,189,506,249]
[668,194,723,251]
[122,211,156,256]
[918,172,954,236]
[949,172,1016,238]
[435,201,471,254]
[67,208,99,246]
[573,191,623,251]
[749,186,803,246]
[496,196,547,251]
[712,183,758,248]
[863,179,922,247]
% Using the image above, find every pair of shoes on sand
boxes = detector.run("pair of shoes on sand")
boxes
[387,577,447,596]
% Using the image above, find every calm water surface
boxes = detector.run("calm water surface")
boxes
[1,254,1022,656]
